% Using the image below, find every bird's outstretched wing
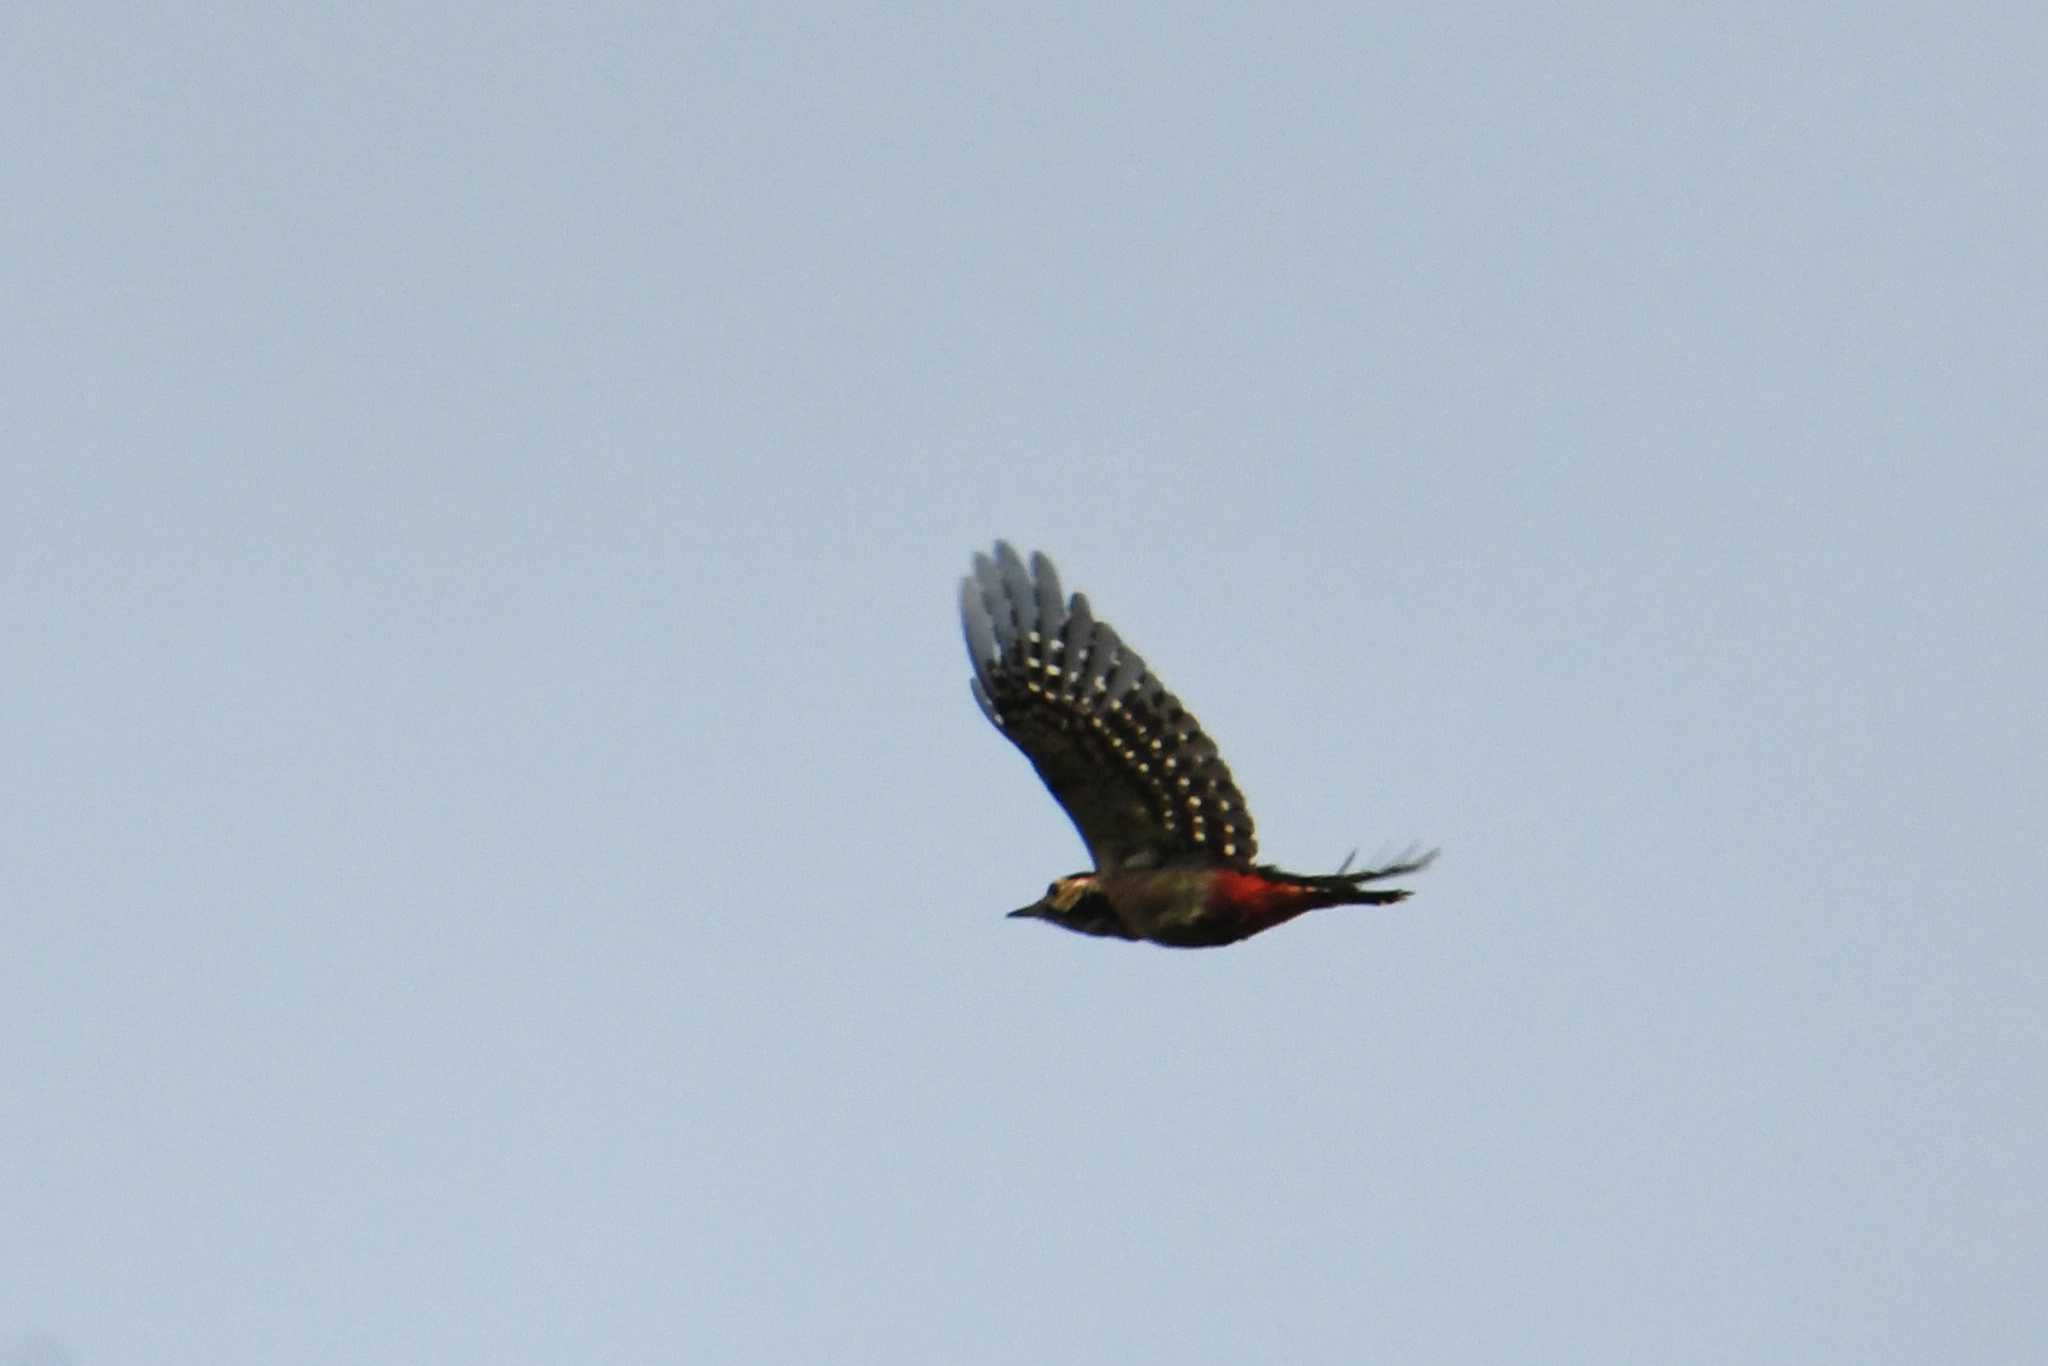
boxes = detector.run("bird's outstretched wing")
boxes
[960,542,1258,873]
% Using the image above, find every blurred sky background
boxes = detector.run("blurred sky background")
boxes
[5,5,2044,1363]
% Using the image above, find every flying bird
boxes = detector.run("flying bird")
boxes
[960,541,1434,947]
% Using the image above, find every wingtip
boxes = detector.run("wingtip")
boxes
[986,541,1034,641]
[960,577,1000,693]
[1029,549,1065,638]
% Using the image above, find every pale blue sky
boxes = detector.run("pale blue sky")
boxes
[6,6,2044,1363]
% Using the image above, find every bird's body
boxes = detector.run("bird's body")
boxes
[960,542,1432,948]
[1028,866,1416,947]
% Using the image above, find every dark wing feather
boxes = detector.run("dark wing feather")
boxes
[960,542,1258,873]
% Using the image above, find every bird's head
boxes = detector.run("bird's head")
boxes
[1007,873,1129,938]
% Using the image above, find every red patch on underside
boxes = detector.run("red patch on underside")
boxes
[1210,869,1317,929]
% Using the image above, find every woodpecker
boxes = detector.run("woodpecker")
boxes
[961,541,1434,948]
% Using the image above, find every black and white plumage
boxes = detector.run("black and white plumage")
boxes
[959,541,1435,946]
[960,542,1258,874]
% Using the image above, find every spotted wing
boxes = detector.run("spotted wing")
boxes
[960,542,1258,873]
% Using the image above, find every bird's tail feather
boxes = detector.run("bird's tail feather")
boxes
[1267,847,1438,906]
